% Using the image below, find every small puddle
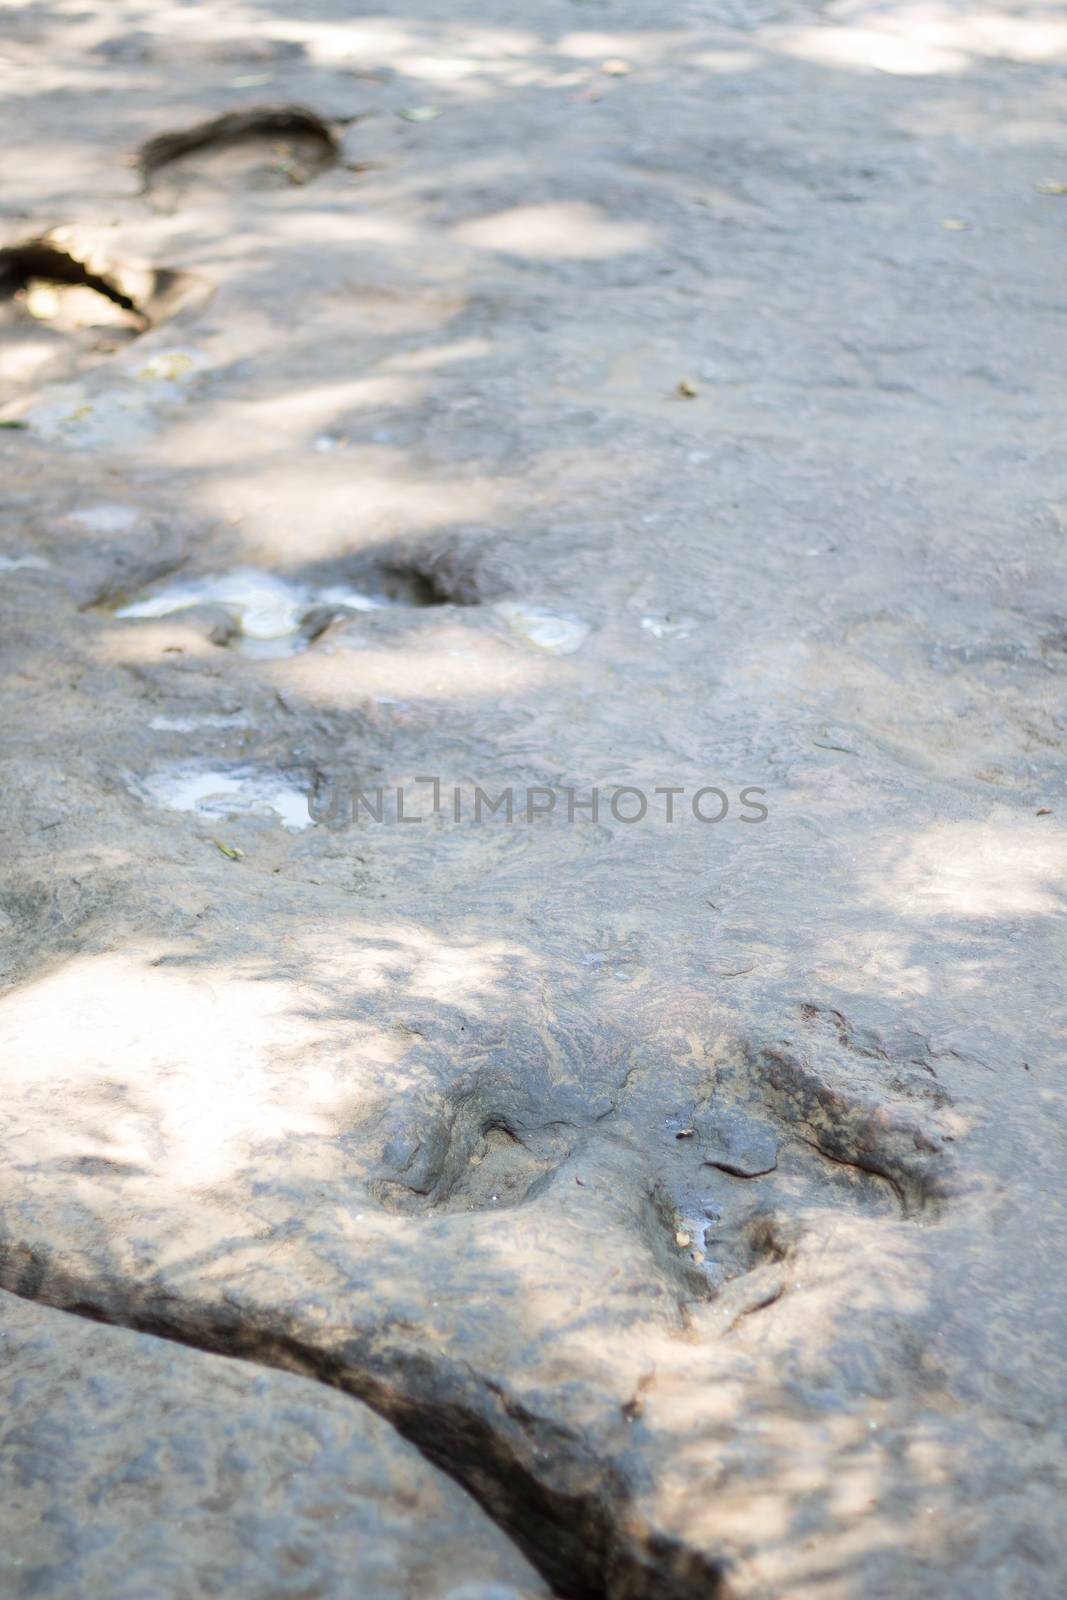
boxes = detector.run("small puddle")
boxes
[116,567,393,656]
[149,712,249,732]
[64,504,143,535]
[132,765,311,829]
[494,601,590,655]
[0,553,49,572]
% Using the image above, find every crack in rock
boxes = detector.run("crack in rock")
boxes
[0,1242,728,1600]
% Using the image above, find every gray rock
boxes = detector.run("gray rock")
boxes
[2,2,1067,1595]
[696,1105,780,1178]
[0,1291,546,1600]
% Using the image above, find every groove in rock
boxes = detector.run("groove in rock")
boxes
[0,1243,730,1600]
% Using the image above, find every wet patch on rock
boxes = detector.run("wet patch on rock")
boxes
[129,764,311,830]
[650,1014,951,1309]
[115,567,398,657]
[113,547,497,657]
[494,602,591,656]
[135,106,341,204]
[649,1127,803,1310]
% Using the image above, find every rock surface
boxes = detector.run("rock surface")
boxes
[1,1,1066,1597]
[0,1291,547,1600]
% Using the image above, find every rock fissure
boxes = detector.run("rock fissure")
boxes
[0,1242,728,1600]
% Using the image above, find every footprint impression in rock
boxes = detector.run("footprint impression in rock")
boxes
[135,106,340,207]
[657,1004,961,1312]
[110,535,505,657]
[0,232,209,392]
[113,554,471,658]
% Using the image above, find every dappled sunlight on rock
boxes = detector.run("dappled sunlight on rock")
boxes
[313,918,532,1007]
[229,374,431,431]
[555,30,691,63]
[774,4,1067,75]
[872,813,1067,919]
[382,336,493,373]
[809,930,936,998]
[265,619,555,701]
[641,1219,943,1588]
[454,202,657,260]
[0,952,391,1189]
[690,49,765,74]
[0,921,529,1203]
[3,0,1066,1590]
[175,454,508,558]
[774,21,971,75]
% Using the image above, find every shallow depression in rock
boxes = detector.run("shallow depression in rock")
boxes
[116,568,396,657]
[0,235,210,395]
[132,766,311,829]
[494,601,590,655]
[136,106,341,204]
[1,241,145,332]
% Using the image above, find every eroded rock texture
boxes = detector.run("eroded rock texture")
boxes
[0,1291,547,1599]
[1,0,1066,1596]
